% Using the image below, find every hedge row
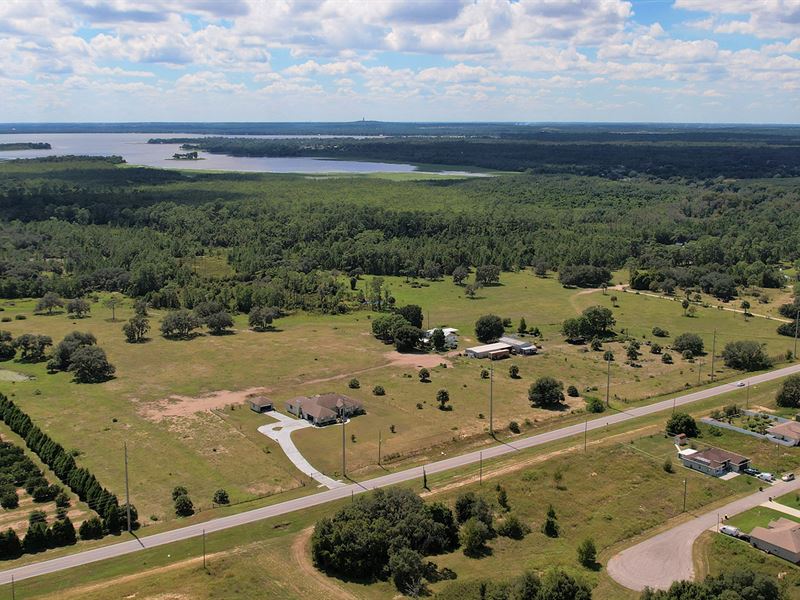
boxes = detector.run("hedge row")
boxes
[0,394,130,533]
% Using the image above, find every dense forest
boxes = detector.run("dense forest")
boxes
[0,142,51,151]
[148,135,800,179]
[0,152,798,314]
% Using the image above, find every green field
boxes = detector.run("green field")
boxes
[0,267,794,521]
[6,412,793,600]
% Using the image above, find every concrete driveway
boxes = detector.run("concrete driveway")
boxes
[257,411,344,490]
[607,476,800,591]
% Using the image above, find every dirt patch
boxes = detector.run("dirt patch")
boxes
[384,351,452,369]
[291,527,358,600]
[141,387,270,421]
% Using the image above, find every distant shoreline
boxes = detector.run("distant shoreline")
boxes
[0,142,51,151]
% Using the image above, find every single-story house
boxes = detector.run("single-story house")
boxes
[248,396,274,413]
[498,336,537,355]
[679,447,750,477]
[285,393,364,426]
[750,518,800,563]
[767,421,800,446]
[465,342,512,360]
[421,327,459,349]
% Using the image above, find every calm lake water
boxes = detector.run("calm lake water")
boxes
[0,133,480,175]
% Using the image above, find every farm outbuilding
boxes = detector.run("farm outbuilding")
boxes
[465,342,512,359]
[498,336,538,355]
[248,396,274,413]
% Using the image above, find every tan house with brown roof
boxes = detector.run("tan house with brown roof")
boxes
[768,421,800,446]
[750,518,800,563]
[679,447,750,477]
[285,393,364,426]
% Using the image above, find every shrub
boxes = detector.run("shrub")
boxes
[213,489,230,505]
[585,396,605,413]
[460,517,490,557]
[436,389,451,410]
[509,364,520,379]
[480,368,489,379]
[666,412,699,437]
[721,340,772,371]
[650,343,662,354]
[662,352,674,364]
[508,421,520,434]
[496,514,530,540]
[78,517,104,540]
[372,385,385,396]
[567,385,579,397]
[348,378,360,389]
[577,538,597,568]
[419,368,430,382]
[652,326,669,337]
[673,333,704,356]
[663,458,674,473]
[174,494,194,517]
[528,377,564,408]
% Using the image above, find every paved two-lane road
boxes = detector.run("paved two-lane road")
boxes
[2,363,800,585]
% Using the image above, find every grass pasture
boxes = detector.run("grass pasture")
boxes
[0,269,794,519]
[4,420,781,600]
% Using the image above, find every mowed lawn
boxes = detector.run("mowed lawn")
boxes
[0,271,792,517]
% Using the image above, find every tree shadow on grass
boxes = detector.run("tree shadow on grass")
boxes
[162,332,204,341]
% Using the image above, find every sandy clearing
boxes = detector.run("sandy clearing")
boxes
[141,387,270,421]
[291,527,358,600]
[384,351,452,369]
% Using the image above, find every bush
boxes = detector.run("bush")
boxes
[388,547,425,592]
[542,505,559,538]
[460,517,490,557]
[0,491,18,509]
[567,385,579,397]
[777,375,800,408]
[372,385,385,396]
[673,332,704,356]
[436,389,451,410]
[509,364,520,379]
[585,396,605,413]
[348,378,360,389]
[496,514,530,540]
[650,343,662,354]
[174,494,194,517]
[577,538,597,568]
[528,377,564,408]
[419,368,430,382]
[666,412,699,437]
[721,340,772,371]
[652,326,669,337]
[172,486,188,501]
[662,352,674,364]
[213,489,230,505]
[663,458,674,473]
[508,421,520,434]
[79,517,104,540]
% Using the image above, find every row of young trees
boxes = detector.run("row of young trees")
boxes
[0,394,138,540]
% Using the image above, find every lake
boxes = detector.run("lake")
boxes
[0,133,481,175]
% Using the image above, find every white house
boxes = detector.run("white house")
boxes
[498,336,538,355]
[422,327,459,349]
[466,342,512,360]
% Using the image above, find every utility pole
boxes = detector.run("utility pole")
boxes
[341,417,346,479]
[479,451,483,485]
[746,382,750,409]
[378,430,381,466]
[584,416,588,451]
[683,478,687,512]
[423,466,428,490]
[605,356,611,407]
[710,330,717,382]
[11,574,14,600]
[794,309,799,359]
[202,529,207,570]
[489,363,494,437]
[124,442,131,533]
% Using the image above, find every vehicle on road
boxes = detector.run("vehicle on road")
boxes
[782,473,796,482]
[735,381,746,387]
[758,472,775,482]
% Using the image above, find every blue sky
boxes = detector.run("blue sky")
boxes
[0,0,798,123]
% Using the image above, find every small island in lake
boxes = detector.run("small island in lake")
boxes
[171,151,200,160]
[0,142,51,151]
